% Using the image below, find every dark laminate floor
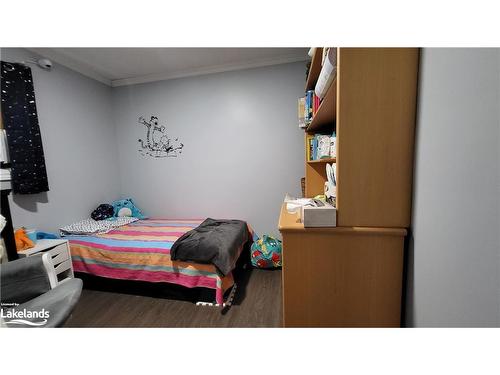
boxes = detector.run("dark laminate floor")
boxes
[64,268,282,328]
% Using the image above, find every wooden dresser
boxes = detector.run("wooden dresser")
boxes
[279,48,419,327]
[279,204,406,327]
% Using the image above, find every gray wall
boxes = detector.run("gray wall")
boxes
[1,51,305,236]
[111,62,306,236]
[406,48,500,327]
[1,48,121,233]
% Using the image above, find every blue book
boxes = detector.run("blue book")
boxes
[305,90,314,123]
[312,135,318,160]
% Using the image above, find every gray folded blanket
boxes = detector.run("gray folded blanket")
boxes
[170,218,250,276]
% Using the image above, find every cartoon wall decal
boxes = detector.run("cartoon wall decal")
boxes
[138,116,184,158]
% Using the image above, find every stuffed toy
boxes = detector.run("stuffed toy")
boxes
[111,198,147,219]
[15,228,34,251]
[91,203,114,221]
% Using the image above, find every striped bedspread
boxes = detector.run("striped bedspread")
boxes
[68,218,244,304]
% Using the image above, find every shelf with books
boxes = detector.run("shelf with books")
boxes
[305,132,336,163]
[302,48,338,199]
[306,78,336,134]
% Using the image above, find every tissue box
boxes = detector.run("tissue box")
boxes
[302,204,337,227]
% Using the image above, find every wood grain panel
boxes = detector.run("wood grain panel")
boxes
[282,230,404,327]
[336,48,419,227]
[279,203,405,327]
[305,162,329,197]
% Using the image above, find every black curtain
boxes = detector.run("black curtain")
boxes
[1,61,49,194]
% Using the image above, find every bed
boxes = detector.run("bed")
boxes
[67,218,251,305]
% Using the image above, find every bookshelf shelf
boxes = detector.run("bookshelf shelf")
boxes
[307,158,336,164]
[306,77,336,134]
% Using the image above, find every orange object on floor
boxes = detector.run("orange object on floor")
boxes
[15,228,34,251]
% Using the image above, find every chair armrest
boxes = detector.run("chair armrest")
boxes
[0,255,51,305]
[42,252,59,289]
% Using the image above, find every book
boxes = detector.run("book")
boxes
[303,83,324,129]
[306,133,333,161]
[306,134,314,161]
[313,93,321,116]
[310,137,314,161]
[317,135,331,159]
[330,131,336,158]
[305,90,314,124]
[312,136,318,160]
[298,97,306,128]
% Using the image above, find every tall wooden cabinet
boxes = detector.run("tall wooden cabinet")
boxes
[279,48,419,327]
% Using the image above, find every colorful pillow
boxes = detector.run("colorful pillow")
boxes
[111,198,147,219]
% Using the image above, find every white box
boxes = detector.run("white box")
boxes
[302,204,337,227]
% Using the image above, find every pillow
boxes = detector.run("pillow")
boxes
[91,203,114,221]
[111,198,147,219]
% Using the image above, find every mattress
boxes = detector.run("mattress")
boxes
[68,218,244,304]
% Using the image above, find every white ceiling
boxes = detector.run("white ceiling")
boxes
[27,48,309,87]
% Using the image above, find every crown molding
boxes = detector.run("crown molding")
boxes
[110,55,308,87]
[25,48,308,88]
[26,48,112,86]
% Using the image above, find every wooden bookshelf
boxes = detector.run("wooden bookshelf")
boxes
[279,203,406,327]
[302,48,419,227]
[280,48,419,327]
